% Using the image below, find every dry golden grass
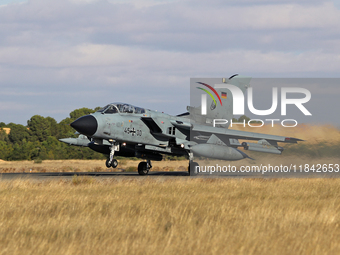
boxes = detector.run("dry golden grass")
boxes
[0,178,340,254]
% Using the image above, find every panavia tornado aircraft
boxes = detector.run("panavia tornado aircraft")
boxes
[59,75,302,175]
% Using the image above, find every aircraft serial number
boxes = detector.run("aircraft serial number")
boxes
[124,127,142,136]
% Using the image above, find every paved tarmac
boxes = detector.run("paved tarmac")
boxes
[0,171,187,180]
[1,170,338,180]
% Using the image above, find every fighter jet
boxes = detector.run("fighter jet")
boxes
[59,75,302,175]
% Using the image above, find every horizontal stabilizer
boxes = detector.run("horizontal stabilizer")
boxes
[59,135,90,147]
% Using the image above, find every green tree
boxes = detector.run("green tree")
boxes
[0,141,12,160]
[56,117,76,139]
[46,116,58,137]
[27,115,52,142]
[0,129,7,141]
[2,106,104,161]
[69,108,96,120]
[7,123,30,144]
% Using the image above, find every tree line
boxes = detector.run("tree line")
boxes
[0,107,106,161]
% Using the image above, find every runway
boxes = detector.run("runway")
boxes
[1,170,338,180]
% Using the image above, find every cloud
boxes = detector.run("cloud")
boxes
[0,0,339,124]
[0,0,27,6]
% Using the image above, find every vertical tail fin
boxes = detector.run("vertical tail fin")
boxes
[189,75,251,128]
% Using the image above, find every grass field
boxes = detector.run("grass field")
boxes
[0,178,340,254]
[0,125,338,254]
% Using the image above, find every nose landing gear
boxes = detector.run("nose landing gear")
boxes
[106,142,120,169]
[106,158,118,168]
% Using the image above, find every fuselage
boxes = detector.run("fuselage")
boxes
[70,103,190,153]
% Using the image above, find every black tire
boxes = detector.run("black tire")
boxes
[111,159,118,168]
[188,161,199,176]
[138,162,149,176]
[105,159,111,168]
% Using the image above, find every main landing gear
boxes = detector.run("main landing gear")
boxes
[187,152,198,176]
[138,160,152,176]
[188,161,199,176]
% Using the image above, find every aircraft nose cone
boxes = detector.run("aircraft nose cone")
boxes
[70,115,98,136]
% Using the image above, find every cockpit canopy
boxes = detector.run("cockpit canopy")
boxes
[97,103,146,114]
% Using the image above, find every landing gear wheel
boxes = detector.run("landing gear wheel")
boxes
[106,159,118,168]
[138,162,149,176]
[111,159,118,168]
[105,159,111,168]
[188,161,199,176]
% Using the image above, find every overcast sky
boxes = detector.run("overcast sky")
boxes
[1,0,340,125]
